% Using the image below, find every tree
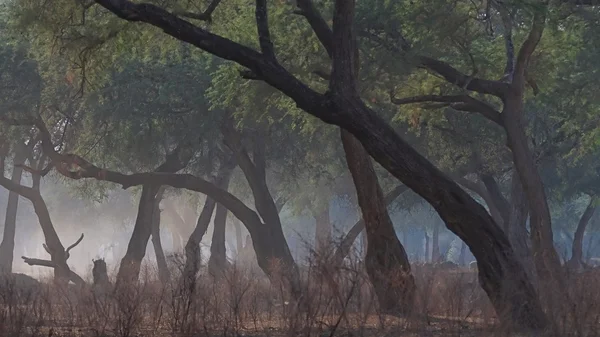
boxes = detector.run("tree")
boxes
[9,0,548,328]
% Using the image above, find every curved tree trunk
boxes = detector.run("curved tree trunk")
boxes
[151,187,169,283]
[116,145,192,288]
[0,151,26,274]
[208,203,229,276]
[0,172,83,286]
[223,124,301,298]
[341,130,415,315]
[116,185,162,287]
[183,197,216,282]
[332,185,408,265]
[567,196,597,272]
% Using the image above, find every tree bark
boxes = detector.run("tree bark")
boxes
[480,173,511,227]
[222,125,301,298]
[567,196,596,271]
[151,187,169,283]
[183,197,216,282]
[0,151,26,274]
[507,172,537,287]
[208,202,229,276]
[332,185,407,265]
[116,185,162,286]
[341,129,416,315]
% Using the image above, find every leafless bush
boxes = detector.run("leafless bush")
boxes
[0,243,598,337]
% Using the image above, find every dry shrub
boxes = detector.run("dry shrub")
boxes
[0,245,597,336]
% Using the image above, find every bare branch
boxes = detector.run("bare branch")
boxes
[255,0,275,59]
[66,233,84,256]
[22,256,55,268]
[174,0,222,22]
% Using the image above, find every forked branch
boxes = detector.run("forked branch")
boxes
[66,233,84,258]
[389,92,503,126]
[255,0,275,59]
[174,0,222,22]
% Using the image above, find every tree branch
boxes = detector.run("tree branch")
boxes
[295,0,333,58]
[174,0,223,22]
[389,93,503,126]
[255,0,275,59]
[21,256,86,287]
[513,7,546,91]
[65,233,84,257]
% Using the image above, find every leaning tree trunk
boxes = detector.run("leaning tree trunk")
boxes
[567,196,597,272]
[503,94,565,295]
[115,145,192,288]
[332,185,408,265]
[0,151,26,274]
[208,203,229,276]
[116,185,162,287]
[0,171,84,286]
[183,197,216,282]
[341,130,416,315]
[151,187,169,283]
[222,124,301,299]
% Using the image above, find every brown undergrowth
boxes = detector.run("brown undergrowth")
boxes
[0,252,598,337]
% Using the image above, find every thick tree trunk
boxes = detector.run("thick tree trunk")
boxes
[507,173,537,286]
[223,126,301,298]
[432,221,441,263]
[115,145,192,288]
[341,130,415,315]
[313,203,331,256]
[183,198,216,282]
[567,196,596,271]
[208,203,229,276]
[116,185,161,287]
[332,185,407,265]
[480,173,511,227]
[0,152,26,274]
[502,95,564,293]
[151,187,169,283]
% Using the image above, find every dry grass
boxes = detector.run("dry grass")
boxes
[0,253,598,337]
